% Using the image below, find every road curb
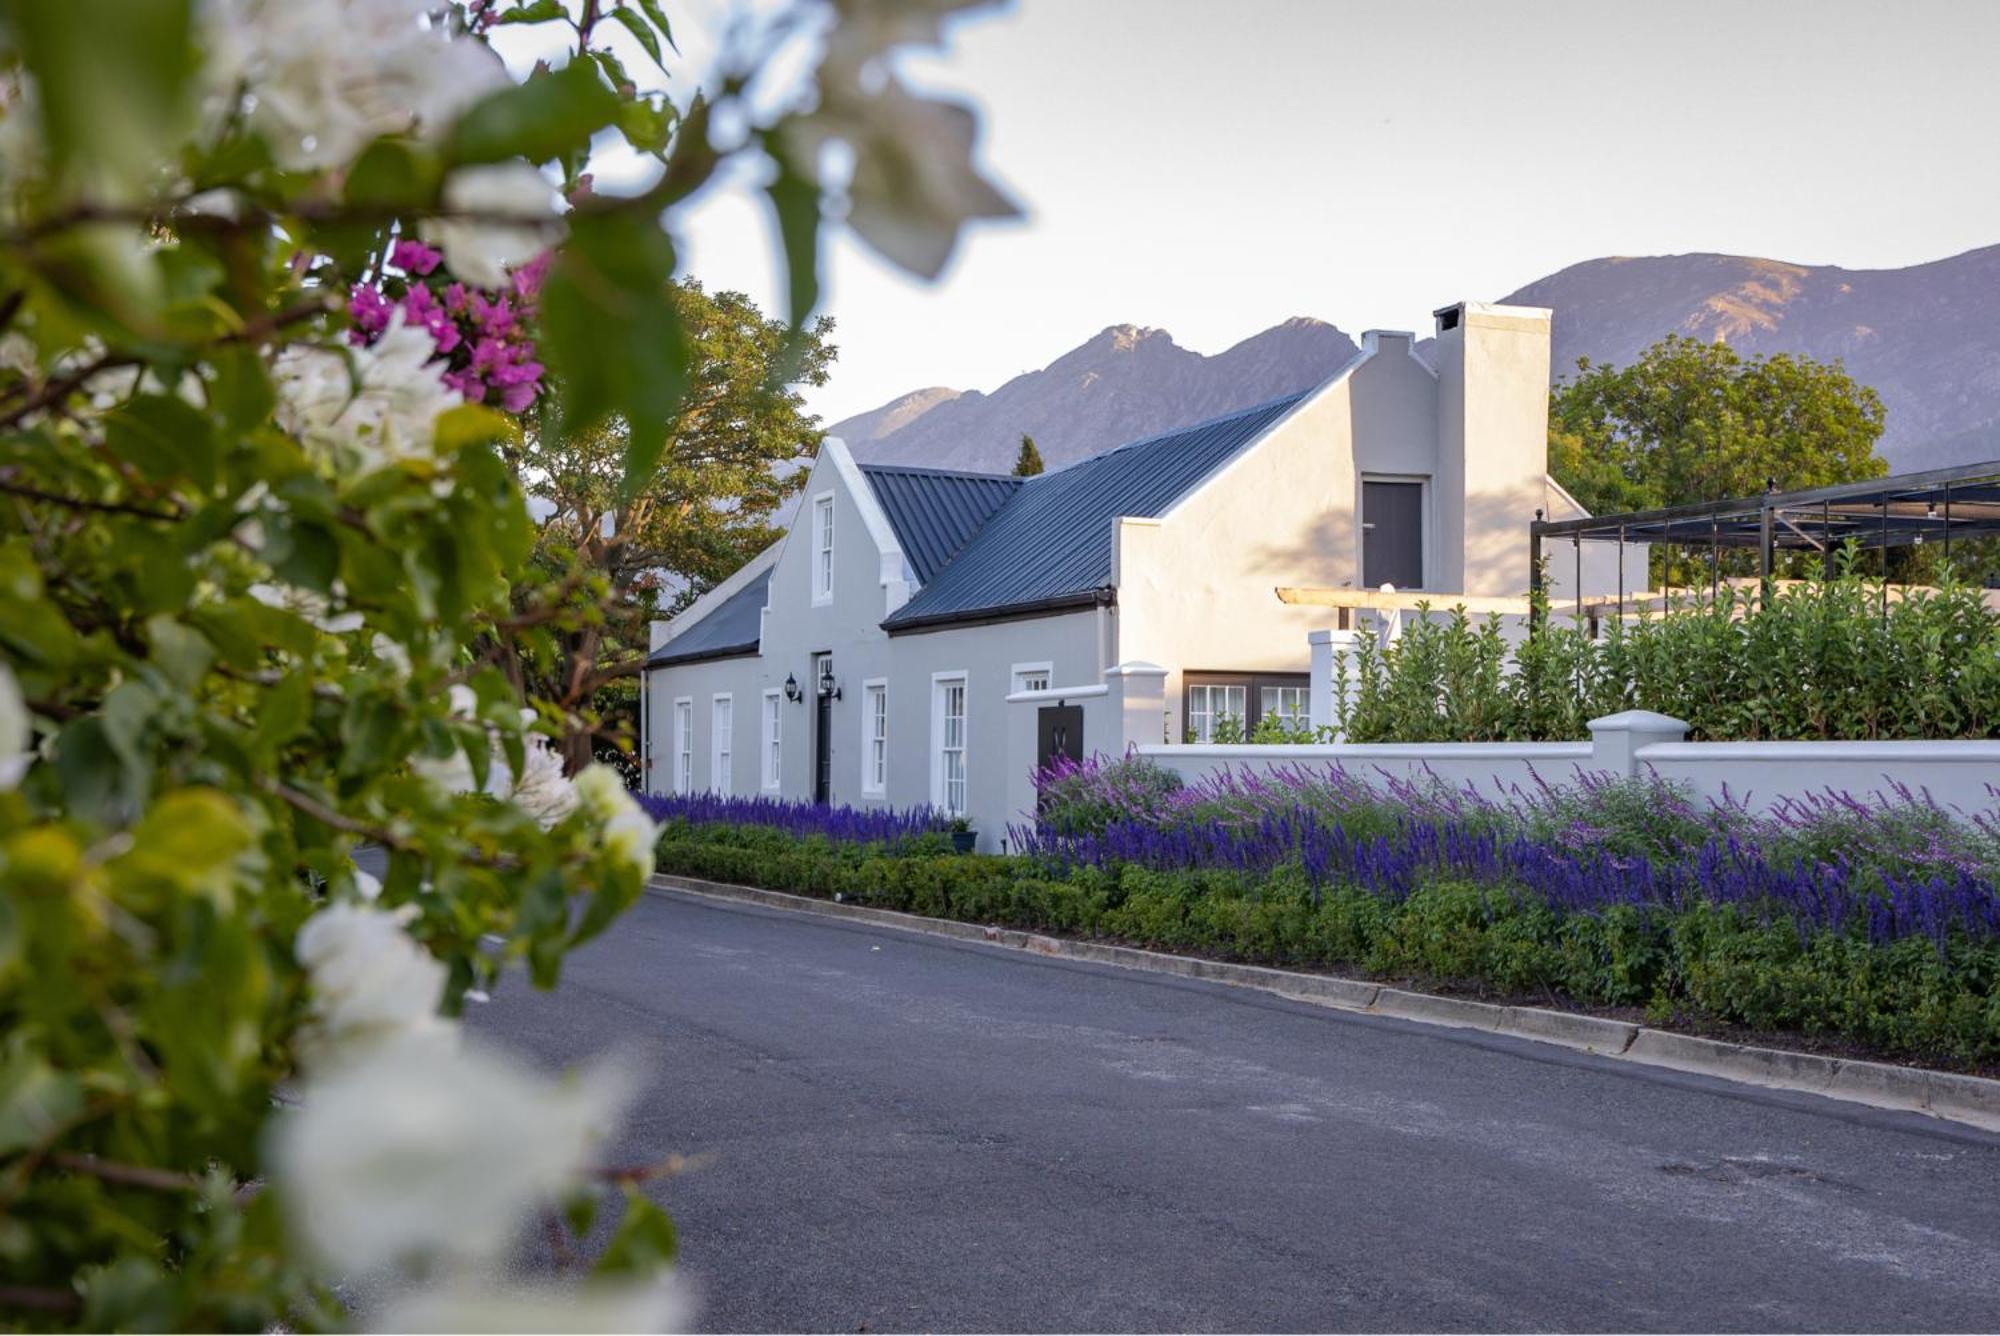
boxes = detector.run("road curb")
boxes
[648,873,2000,1134]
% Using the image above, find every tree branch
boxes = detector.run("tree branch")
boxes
[0,476,184,521]
[47,1152,199,1194]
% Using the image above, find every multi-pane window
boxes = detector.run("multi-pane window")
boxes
[1260,685,1310,731]
[934,676,967,815]
[863,681,887,794]
[710,695,732,796]
[1183,672,1311,741]
[1185,683,1246,743]
[1012,665,1051,693]
[811,494,834,603]
[761,689,782,790]
[672,698,693,794]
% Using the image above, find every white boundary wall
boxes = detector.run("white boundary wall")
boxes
[997,674,2000,832]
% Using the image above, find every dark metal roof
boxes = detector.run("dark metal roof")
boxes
[860,464,1023,583]
[882,393,1307,633]
[646,570,770,667]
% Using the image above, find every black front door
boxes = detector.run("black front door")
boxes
[812,653,832,804]
[1037,704,1083,771]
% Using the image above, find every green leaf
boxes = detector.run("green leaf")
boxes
[594,1187,678,1274]
[607,7,664,69]
[345,136,444,209]
[0,1040,84,1156]
[103,394,220,490]
[763,141,822,326]
[615,99,676,156]
[10,0,197,199]
[249,672,312,763]
[146,614,213,689]
[209,345,276,433]
[496,0,568,22]
[635,0,679,52]
[448,58,621,167]
[541,211,687,496]
[433,403,521,457]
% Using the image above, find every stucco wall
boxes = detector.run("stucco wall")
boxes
[1113,333,1444,738]
[644,441,1104,849]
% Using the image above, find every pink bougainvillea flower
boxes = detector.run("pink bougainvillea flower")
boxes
[348,283,394,344]
[510,250,553,305]
[391,238,444,276]
[441,366,484,400]
[399,283,461,354]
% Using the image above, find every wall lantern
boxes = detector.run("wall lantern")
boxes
[817,659,842,701]
[782,673,802,703]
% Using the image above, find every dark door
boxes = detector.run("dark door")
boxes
[812,653,832,804]
[1037,704,1084,771]
[1362,480,1424,589]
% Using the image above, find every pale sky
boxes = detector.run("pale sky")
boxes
[615,0,2000,424]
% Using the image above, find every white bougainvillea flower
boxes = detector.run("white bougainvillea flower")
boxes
[369,1276,689,1335]
[295,902,452,1061]
[270,1035,632,1274]
[572,762,634,824]
[509,733,580,829]
[423,162,563,289]
[603,807,660,879]
[204,0,509,172]
[0,662,30,791]
[272,311,464,477]
[570,763,656,876]
[247,580,366,634]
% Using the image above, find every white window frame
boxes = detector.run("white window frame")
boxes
[1185,681,1247,743]
[1356,472,1432,592]
[710,693,733,796]
[930,671,968,816]
[672,696,694,795]
[1010,660,1053,695]
[810,491,835,606]
[760,688,783,792]
[859,678,888,797]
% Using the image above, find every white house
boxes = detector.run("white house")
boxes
[641,301,1622,846]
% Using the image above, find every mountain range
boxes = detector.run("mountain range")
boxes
[829,245,2000,475]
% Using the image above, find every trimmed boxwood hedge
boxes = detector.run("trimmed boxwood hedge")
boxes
[656,822,2000,1068]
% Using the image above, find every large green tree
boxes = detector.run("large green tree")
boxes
[1549,333,1888,516]
[505,282,834,768]
[1012,433,1044,476]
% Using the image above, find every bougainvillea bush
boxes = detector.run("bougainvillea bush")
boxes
[0,0,1015,1329]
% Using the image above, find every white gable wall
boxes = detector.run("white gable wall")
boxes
[1113,330,1445,738]
[643,440,1102,848]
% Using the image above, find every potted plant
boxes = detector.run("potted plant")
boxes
[949,817,977,854]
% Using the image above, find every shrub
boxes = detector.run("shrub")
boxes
[1032,752,1184,836]
[1336,567,2000,743]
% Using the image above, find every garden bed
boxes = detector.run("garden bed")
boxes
[641,765,2000,1072]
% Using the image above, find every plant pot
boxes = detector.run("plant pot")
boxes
[950,829,977,854]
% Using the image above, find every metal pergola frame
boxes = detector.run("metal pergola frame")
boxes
[1527,459,2000,627]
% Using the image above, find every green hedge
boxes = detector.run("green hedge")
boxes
[657,825,2000,1068]
[1336,568,2000,743]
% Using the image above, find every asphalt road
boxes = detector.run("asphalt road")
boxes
[466,888,2000,1333]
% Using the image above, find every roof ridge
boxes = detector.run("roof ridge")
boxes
[858,461,1023,483]
[1052,390,1310,470]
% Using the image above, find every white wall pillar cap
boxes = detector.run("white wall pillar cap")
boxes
[1588,710,1689,736]
[1104,661,1168,679]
